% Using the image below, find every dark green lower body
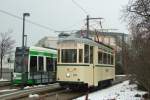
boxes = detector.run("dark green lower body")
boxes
[12,79,35,85]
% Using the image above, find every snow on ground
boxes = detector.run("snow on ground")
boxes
[24,84,46,89]
[75,81,147,100]
[0,78,8,81]
[0,89,17,93]
[29,94,39,98]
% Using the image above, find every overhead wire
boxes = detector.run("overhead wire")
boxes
[72,0,88,15]
[0,0,90,34]
[0,9,56,32]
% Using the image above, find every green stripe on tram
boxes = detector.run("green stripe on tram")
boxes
[29,50,57,58]
[13,79,35,85]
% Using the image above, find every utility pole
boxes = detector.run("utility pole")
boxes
[86,15,103,38]
[21,13,30,89]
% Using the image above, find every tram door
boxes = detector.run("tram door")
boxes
[38,57,44,71]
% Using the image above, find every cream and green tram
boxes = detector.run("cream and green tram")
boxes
[57,37,115,88]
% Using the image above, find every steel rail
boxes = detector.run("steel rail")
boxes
[0,83,60,100]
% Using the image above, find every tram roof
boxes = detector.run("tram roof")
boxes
[58,37,113,50]
[16,46,57,54]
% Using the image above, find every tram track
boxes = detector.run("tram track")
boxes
[18,88,86,100]
[0,83,60,100]
[16,75,128,100]
[0,81,11,87]
[0,75,128,100]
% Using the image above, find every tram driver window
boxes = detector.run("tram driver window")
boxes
[61,49,77,63]
[30,56,37,72]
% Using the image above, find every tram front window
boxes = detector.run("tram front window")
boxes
[14,54,22,73]
[61,49,77,63]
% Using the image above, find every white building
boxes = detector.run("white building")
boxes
[35,36,58,49]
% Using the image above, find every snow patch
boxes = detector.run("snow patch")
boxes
[0,89,17,93]
[24,86,32,89]
[0,78,8,81]
[29,94,39,98]
[75,80,147,100]
[24,84,46,89]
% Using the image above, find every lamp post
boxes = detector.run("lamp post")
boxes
[21,13,30,89]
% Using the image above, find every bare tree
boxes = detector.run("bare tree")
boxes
[0,32,15,79]
[123,0,150,94]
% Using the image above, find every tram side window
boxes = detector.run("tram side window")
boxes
[54,58,57,71]
[30,56,37,72]
[108,54,111,64]
[90,46,93,63]
[58,49,60,63]
[103,53,107,64]
[111,55,114,65]
[79,49,83,63]
[46,57,53,71]
[98,51,103,64]
[38,57,44,71]
[84,45,89,63]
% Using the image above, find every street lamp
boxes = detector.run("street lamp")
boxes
[21,13,30,89]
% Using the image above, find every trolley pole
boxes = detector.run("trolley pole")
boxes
[21,13,30,89]
[86,15,89,38]
[86,15,103,38]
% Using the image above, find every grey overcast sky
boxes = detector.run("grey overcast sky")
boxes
[0,0,129,47]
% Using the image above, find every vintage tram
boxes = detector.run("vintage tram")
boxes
[57,37,115,89]
[13,46,57,85]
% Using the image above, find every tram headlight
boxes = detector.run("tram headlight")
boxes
[66,73,70,77]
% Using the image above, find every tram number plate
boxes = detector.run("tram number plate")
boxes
[73,74,77,77]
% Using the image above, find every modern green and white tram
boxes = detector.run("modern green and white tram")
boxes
[57,37,115,89]
[13,46,57,85]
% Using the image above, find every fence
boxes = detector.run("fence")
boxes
[0,68,13,81]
